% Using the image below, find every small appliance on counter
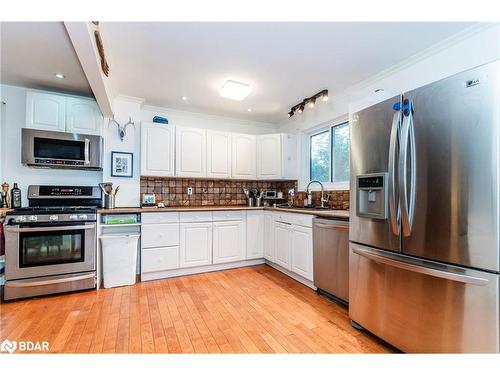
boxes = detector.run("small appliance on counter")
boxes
[3,185,102,300]
[141,193,156,207]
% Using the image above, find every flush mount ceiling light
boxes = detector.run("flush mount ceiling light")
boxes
[54,73,65,79]
[288,89,328,118]
[220,80,251,101]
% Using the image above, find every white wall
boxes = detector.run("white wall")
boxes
[102,95,143,207]
[279,23,500,133]
[0,84,102,206]
[279,24,500,191]
[142,105,278,134]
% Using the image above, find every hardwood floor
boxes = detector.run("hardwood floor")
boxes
[0,265,394,353]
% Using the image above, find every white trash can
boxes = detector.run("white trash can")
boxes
[100,234,140,288]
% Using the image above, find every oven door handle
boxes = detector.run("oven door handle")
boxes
[5,224,96,233]
[6,273,95,288]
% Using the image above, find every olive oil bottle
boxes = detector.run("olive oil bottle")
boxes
[10,183,21,208]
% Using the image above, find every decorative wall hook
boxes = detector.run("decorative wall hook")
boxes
[108,114,135,142]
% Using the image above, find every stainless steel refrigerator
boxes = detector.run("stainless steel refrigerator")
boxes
[349,61,499,353]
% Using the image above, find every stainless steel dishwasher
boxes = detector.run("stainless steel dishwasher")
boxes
[313,217,349,305]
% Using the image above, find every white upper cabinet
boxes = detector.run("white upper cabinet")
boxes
[26,91,66,132]
[141,122,175,177]
[256,133,298,180]
[281,133,298,179]
[26,90,102,134]
[257,134,282,179]
[66,97,102,135]
[176,126,206,177]
[231,133,256,179]
[207,130,231,178]
[246,211,264,259]
[213,220,245,264]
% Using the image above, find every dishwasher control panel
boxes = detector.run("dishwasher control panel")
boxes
[356,172,388,219]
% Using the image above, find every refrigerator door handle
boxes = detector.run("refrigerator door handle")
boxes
[399,100,416,236]
[351,246,490,286]
[388,108,401,236]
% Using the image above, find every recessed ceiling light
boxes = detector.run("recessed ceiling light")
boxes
[220,80,251,101]
[181,96,188,101]
[247,108,252,112]
[54,73,65,79]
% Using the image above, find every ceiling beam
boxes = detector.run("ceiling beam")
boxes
[64,21,114,116]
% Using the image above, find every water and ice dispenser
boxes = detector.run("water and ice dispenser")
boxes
[356,173,388,219]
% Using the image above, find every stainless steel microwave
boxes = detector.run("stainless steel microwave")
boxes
[22,128,103,170]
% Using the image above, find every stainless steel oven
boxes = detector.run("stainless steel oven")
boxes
[22,128,103,170]
[3,185,101,300]
[4,220,97,300]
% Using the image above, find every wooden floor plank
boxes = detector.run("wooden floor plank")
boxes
[0,265,394,354]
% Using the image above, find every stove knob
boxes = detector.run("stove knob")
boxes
[78,214,88,220]
[28,215,38,222]
[69,214,78,220]
[49,215,59,221]
[16,216,27,222]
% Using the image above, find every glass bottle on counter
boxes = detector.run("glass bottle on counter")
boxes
[10,183,21,208]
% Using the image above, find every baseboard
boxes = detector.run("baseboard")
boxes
[140,258,265,281]
[264,260,317,290]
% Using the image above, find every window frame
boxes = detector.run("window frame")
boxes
[304,119,350,191]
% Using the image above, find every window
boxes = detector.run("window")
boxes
[309,121,349,185]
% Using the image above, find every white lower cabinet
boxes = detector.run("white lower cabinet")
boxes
[180,222,213,267]
[246,211,264,259]
[274,222,292,269]
[213,220,245,264]
[263,213,275,261]
[290,225,313,281]
[272,214,314,283]
[142,246,179,273]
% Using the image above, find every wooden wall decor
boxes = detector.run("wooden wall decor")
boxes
[94,30,109,77]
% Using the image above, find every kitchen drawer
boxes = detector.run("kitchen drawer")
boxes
[212,210,246,221]
[180,211,213,222]
[141,212,179,224]
[141,246,179,273]
[141,223,179,248]
[274,212,313,228]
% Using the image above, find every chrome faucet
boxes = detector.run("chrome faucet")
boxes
[306,180,329,208]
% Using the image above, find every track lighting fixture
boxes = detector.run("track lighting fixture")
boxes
[287,89,328,118]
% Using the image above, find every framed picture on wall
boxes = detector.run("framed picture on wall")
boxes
[111,151,133,178]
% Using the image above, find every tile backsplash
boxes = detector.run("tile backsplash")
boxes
[140,177,350,209]
[140,177,297,206]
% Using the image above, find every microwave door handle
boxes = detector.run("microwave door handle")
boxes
[388,108,401,236]
[6,224,96,233]
[84,138,90,165]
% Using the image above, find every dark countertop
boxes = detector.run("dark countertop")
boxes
[98,205,350,220]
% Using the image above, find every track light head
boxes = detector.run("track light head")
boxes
[288,110,294,117]
[297,104,304,114]
[306,97,315,108]
[320,90,329,102]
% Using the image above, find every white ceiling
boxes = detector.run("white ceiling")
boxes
[0,22,92,96]
[102,22,474,123]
